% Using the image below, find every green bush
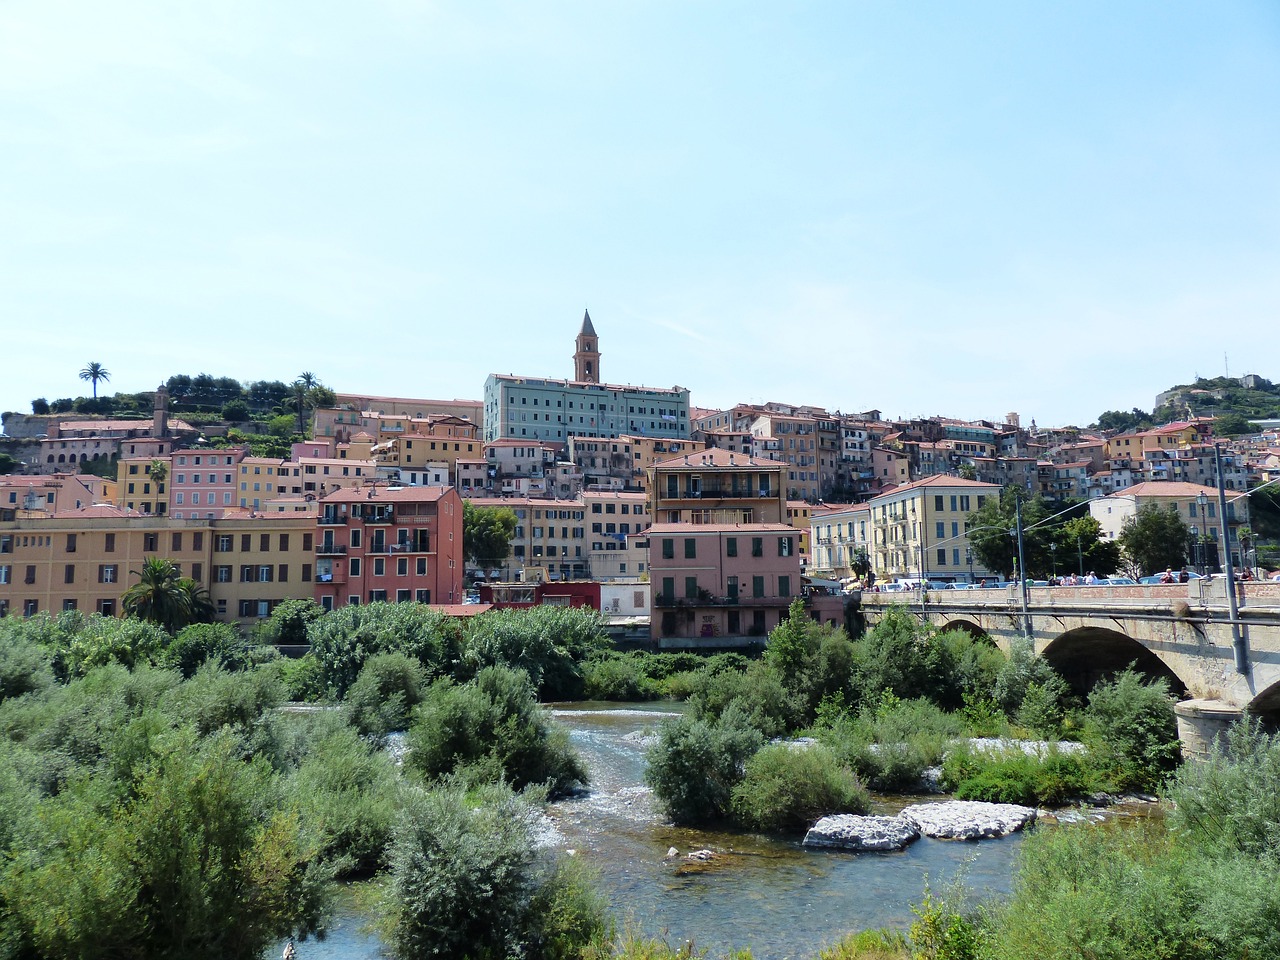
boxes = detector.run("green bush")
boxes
[991,639,1062,716]
[1082,670,1180,792]
[0,626,54,701]
[307,601,463,697]
[582,655,659,701]
[848,608,978,711]
[987,820,1202,960]
[254,598,327,646]
[1168,719,1280,860]
[160,661,283,740]
[344,652,428,737]
[687,660,800,738]
[730,742,869,831]
[463,605,612,700]
[290,726,398,876]
[814,694,961,791]
[645,702,764,825]
[1015,675,1071,739]
[405,666,586,796]
[1,729,327,960]
[278,653,327,702]
[382,783,608,960]
[943,745,1089,806]
[160,622,248,678]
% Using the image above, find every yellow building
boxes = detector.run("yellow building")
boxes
[786,500,813,566]
[116,457,169,515]
[207,514,318,622]
[867,476,1001,583]
[809,503,871,579]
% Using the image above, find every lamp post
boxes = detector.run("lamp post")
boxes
[1196,491,1209,571]
[1076,535,1084,577]
[966,546,974,583]
[1014,493,1031,640]
[1189,524,1200,576]
[1050,542,1057,581]
[1214,443,1247,674]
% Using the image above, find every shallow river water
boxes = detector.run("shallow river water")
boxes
[282,702,1034,959]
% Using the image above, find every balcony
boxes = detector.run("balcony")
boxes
[319,514,347,525]
[361,511,394,524]
[316,568,346,585]
[317,543,347,556]
[654,593,791,609]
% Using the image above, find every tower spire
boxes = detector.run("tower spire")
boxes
[574,310,600,383]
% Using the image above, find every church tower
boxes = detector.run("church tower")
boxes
[153,383,170,439]
[574,309,600,383]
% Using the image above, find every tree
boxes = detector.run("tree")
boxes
[1052,515,1121,578]
[850,548,872,579]
[1118,503,1190,576]
[0,452,16,474]
[221,397,251,422]
[1214,413,1254,437]
[79,361,110,399]
[148,459,168,487]
[1095,407,1153,433]
[31,397,49,414]
[464,501,518,569]
[122,557,213,634]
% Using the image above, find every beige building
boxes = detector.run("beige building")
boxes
[809,503,871,580]
[867,476,1001,583]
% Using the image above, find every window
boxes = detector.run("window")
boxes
[685,576,698,599]
[104,533,116,553]
[751,537,763,557]
[373,558,385,576]
[24,600,38,617]
[349,558,361,577]
[278,564,288,582]
[684,538,696,559]
[661,576,675,601]
[397,557,408,576]
[778,536,794,557]
[415,589,430,602]
[98,599,115,616]
[240,565,254,582]
[260,534,270,552]
[241,534,252,552]
[0,566,9,585]
[936,521,945,539]
[63,599,78,611]
[279,534,289,551]
[752,575,765,598]
[216,565,232,583]
[779,575,791,597]
[216,535,232,552]
[64,563,75,584]
[661,538,674,560]
[66,533,77,553]
[935,495,945,511]
[937,549,947,565]
[98,564,118,584]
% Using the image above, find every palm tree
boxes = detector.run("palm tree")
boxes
[122,556,194,634]
[292,380,309,435]
[297,371,318,391]
[149,459,168,487]
[79,361,110,399]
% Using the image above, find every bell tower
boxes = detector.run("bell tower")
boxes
[574,309,600,383]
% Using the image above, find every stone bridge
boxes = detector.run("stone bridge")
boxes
[857,580,1280,756]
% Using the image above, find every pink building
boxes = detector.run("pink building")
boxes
[170,448,248,519]
[648,522,803,646]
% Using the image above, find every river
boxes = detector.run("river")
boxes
[282,702,1029,959]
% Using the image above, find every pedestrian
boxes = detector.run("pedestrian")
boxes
[283,939,297,960]
[1178,567,1190,583]
[1160,567,1174,584]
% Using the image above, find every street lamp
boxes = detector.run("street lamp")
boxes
[1196,491,1209,570]
[1049,542,1057,581]
[966,546,974,583]
[1189,524,1200,576]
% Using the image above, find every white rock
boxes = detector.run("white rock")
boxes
[899,800,1036,840]
[803,814,920,852]
[685,849,716,861]
[666,847,679,858]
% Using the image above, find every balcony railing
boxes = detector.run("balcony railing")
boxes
[360,511,394,524]
[655,593,793,608]
[319,514,347,525]
[317,543,347,556]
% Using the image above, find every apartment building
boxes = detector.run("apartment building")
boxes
[314,486,463,610]
[3,474,112,516]
[568,434,705,493]
[1090,481,1251,568]
[208,514,318,621]
[169,448,247,519]
[809,503,872,580]
[116,458,168,515]
[482,317,690,445]
[867,476,1001,583]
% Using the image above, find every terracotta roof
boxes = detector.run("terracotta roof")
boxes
[868,475,1001,501]
[650,448,782,470]
[1115,481,1226,498]
[51,504,139,518]
[433,603,493,617]
[323,485,452,503]
[644,522,796,534]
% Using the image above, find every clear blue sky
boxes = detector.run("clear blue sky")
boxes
[2,1,1277,428]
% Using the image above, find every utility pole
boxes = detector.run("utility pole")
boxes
[1215,443,1248,674]
[1015,493,1031,640]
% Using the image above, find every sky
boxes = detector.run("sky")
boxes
[2,1,1278,429]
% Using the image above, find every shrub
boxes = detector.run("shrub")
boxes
[1,729,327,960]
[382,783,606,960]
[0,627,54,701]
[1015,675,1071,739]
[278,653,326,703]
[1082,670,1180,792]
[986,820,1201,960]
[815,695,961,791]
[463,605,612,700]
[849,608,962,709]
[730,742,869,831]
[290,726,399,876]
[308,601,463,698]
[254,598,327,646]
[687,660,800,738]
[159,661,283,740]
[645,702,763,825]
[405,666,586,796]
[160,622,246,678]
[344,652,428,738]
[1168,719,1280,860]
[582,655,659,701]
[816,929,909,959]
[943,745,1089,806]
[991,639,1061,716]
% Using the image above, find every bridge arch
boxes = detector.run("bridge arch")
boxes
[1040,626,1188,699]
[937,619,995,645]
[1247,682,1280,732]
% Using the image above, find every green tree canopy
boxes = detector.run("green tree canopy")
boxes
[122,556,215,634]
[79,361,110,399]
[1118,503,1190,576]
[967,489,1117,579]
[464,501,518,567]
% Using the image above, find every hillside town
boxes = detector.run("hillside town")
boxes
[2,312,1277,645]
